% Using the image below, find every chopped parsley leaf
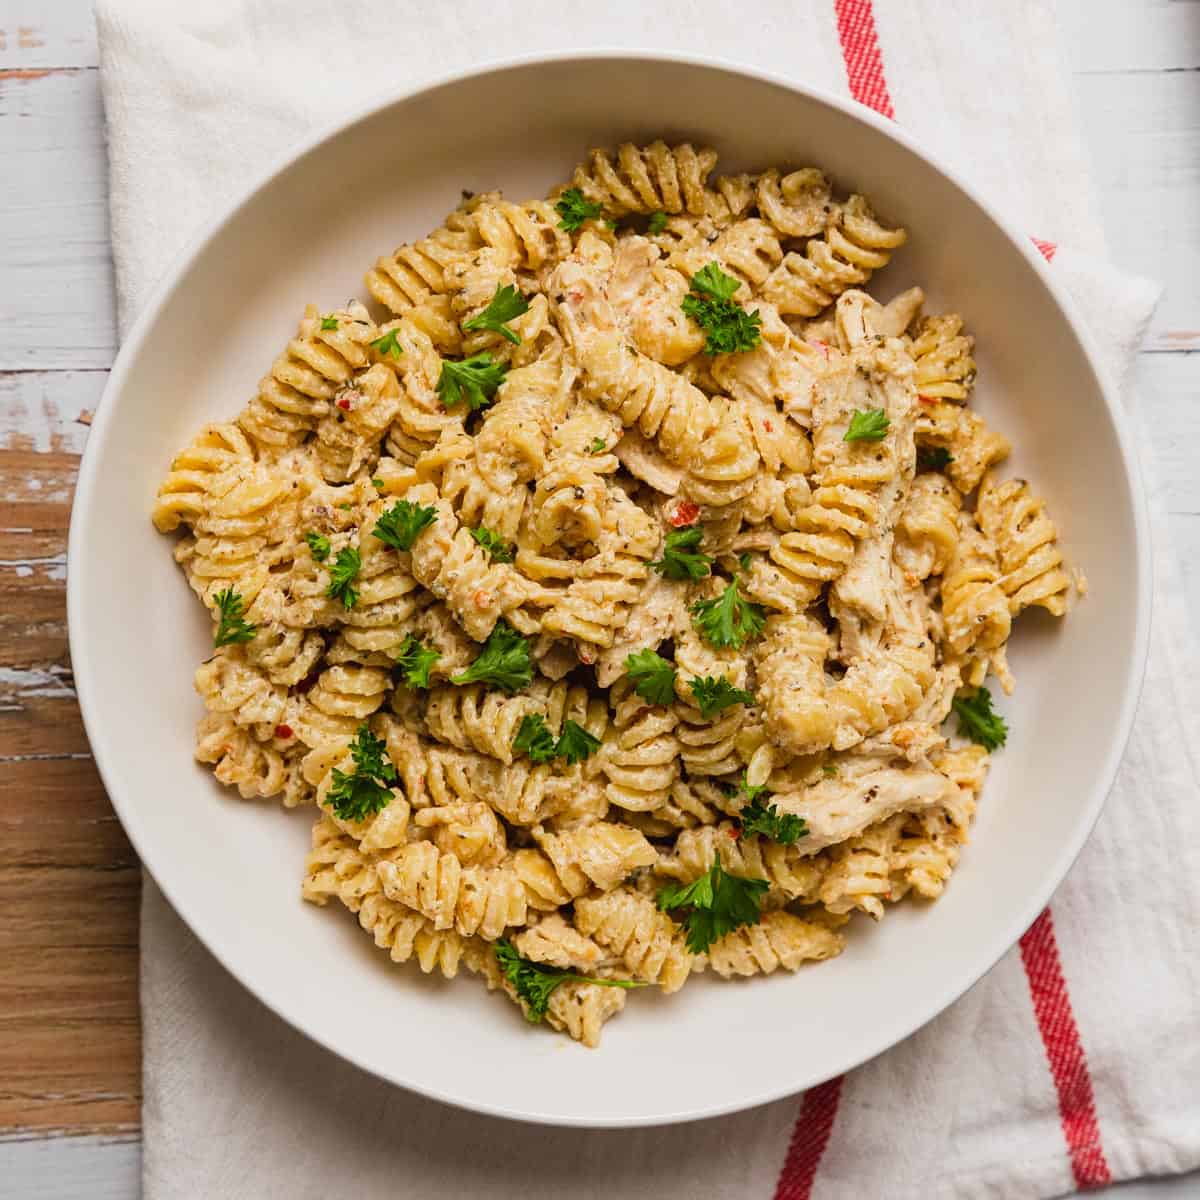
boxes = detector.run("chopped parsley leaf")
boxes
[463,283,530,346]
[326,546,362,609]
[952,687,1008,751]
[656,856,769,954]
[554,187,604,232]
[450,621,532,694]
[304,531,331,562]
[843,408,889,442]
[437,352,508,411]
[373,500,437,552]
[624,649,678,706]
[326,724,397,822]
[651,526,713,582]
[392,635,440,689]
[494,939,644,1023]
[212,587,256,647]
[469,526,514,563]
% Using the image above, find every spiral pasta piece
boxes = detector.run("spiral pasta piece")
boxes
[761,195,907,317]
[566,140,719,217]
[194,712,301,803]
[404,480,548,641]
[915,401,1010,494]
[236,301,378,453]
[376,841,532,940]
[599,679,681,813]
[976,474,1071,617]
[658,823,828,902]
[512,914,606,972]
[911,314,977,401]
[705,910,845,978]
[572,887,693,992]
[302,818,475,978]
[940,511,1013,688]
[894,471,961,583]
[755,167,835,238]
[365,206,480,317]
[153,423,258,534]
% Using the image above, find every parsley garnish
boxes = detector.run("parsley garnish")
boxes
[494,939,644,1023]
[588,437,607,455]
[320,315,339,331]
[371,328,403,359]
[656,856,769,954]
[392,635,439,689]
[822,764,838,778]
[304,531,331,562]
[917,445,954,471]
[469,526,514,563]
[463,283,529,346]
[646,210,669,235]
[326,724,397,822]
[952,687,1008,751]
[680,262,763,355]
[691,576,765,650]
[556,720,601,765]
[513,714,558,764]
[650,526,712,582]
[373,500,437,552]
[740,798,808,846]
[688,676,754,720]
[554,187,603,232]
[511,715,600,766]
[437,352,508,411]
[371,477,385,489]
[624,649,678,706]
[451,621,532,694]
[326,546,361,609]
[212,587,256,647]
[844,408,890,442]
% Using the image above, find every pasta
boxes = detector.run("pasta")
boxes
[155,141,1078,1048]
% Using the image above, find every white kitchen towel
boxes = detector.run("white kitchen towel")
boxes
[92,2,1200,1197]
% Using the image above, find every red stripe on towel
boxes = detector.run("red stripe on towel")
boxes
[833,0,894,118]
[1032,238,1059,262]
[1019,909,1112,1189]
[773,1076,844,1200]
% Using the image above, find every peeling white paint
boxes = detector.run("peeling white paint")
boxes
[0,664,76,699]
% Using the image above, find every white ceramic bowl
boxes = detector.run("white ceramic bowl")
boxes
[68,52,1150,1127]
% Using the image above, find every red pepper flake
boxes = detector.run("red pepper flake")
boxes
[274,724,293,739]
[917,394,937,406]
[336,397,352,411]
[667,500,700,528]
[578,645,596,666]
[812,339,830,359]
[763,419,774,433]
[728,821,742,840]
[290,668,321,696]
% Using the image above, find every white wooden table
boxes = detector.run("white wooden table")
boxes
[0,1,1196,1195]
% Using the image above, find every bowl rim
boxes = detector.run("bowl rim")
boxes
[67,47,1153,1127]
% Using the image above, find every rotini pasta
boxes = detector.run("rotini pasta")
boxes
[156,141,1076,1047]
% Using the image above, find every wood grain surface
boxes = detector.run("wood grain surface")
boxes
[1,0,1197,1194]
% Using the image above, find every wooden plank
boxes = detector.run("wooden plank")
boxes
[0,1136,140,1200]
[0,867,141,1134]
[0,0,97,70]
[1073,70,1200,352]
[0,450,74,669]
[0,758,132,867]
[1,370,104,456]
[0,69,115,370]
